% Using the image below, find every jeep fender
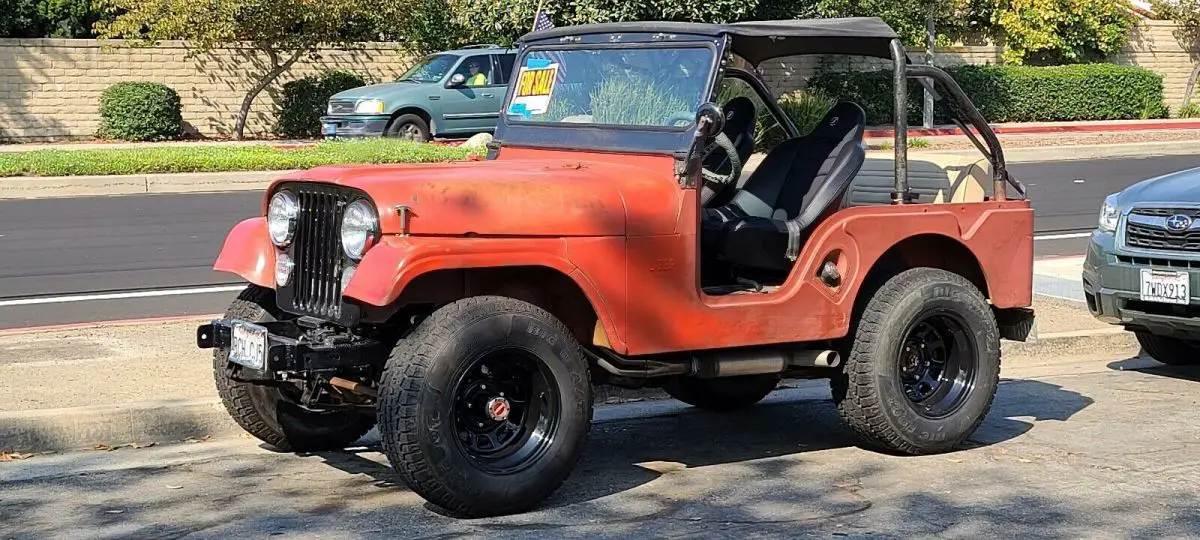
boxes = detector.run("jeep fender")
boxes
[212,217,276,289]
[343,235,626,351]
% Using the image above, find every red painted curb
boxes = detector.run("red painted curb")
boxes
[865,120,1200,139]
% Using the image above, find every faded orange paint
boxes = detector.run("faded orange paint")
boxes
[215,146,1034,357]
[213,217,276,289]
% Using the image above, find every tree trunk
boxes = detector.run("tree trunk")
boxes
[234,47,304,140]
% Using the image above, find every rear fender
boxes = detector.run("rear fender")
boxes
[343,236,626,352]
[212,217,276,289]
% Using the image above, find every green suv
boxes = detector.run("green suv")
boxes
[319,45,517,141]
[1083,166,1200,366]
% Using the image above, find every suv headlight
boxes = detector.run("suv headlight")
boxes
[267,190,299,246]
[341,199,379,260]
[1098,193,1120,233]
[355,99,385,114]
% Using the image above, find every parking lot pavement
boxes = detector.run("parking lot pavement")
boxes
[3,348,1198,539]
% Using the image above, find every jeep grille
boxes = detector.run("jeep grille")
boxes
[277,183,355,320]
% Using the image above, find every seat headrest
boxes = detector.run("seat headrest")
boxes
[807,101,867,143]
[721,96,757,136]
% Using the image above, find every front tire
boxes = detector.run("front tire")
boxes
[832,268,1000,455]
[212,285,376,452]
[377,296,593,517]
[385,113,431,142]
[1136,332,1200,366]
[663,374,780,412]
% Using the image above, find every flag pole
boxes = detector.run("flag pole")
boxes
[528,0,542,32]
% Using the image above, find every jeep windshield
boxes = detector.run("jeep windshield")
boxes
[504,46,714,129]
[397,53,459,83]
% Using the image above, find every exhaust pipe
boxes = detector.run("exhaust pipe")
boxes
[691,348,841,378]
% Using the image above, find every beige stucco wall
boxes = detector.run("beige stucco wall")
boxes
[2,20,1198,142]
[0,39,415,142]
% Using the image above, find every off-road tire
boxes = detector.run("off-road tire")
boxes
[385,113,431,141]
[663,374,780,412]
[1135,332,1200,366]
[212,285,376,452]
[831,268,1001,455]
[377,296,593,517]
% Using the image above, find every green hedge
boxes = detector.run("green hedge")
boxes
[807,64,1168,125]
[97,81,184,141]
[276,70,368,139]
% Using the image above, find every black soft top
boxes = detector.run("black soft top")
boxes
[517,17,900,64]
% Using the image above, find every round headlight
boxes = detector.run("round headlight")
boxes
[275,251,294,287]
[341,199,379,260]
[267,191,299,246]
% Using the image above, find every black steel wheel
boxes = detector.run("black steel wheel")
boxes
[897,313,978,419]
[450,348,561,475]
[377,296,592,518]
[832,267,1000,455]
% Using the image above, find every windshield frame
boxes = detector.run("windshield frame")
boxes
[397,53,461,83]
[493,33,727,156]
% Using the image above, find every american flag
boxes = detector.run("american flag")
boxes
[533,9,555,32]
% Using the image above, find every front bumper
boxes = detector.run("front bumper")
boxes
[197,318,381,379]
[319,115,390,138]
[1082,231,1200,339]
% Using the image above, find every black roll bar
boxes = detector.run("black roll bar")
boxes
[890,39,909,204]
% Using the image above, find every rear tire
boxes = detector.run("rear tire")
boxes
[831,268,1000,455]
[385,113,431,142]
[212,285,376,452]
[1135,332,1200,366]
[663,374,780,412]
[376,296,593,517]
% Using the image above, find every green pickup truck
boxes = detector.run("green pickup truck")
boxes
[319,45,517,141]
[1083,166,1200,366]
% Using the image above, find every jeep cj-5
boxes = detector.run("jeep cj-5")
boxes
[197,17,1035,517]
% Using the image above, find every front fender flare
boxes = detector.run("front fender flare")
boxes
[212,217,276,289]
[343,236,625,351]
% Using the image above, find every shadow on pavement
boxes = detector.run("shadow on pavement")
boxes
[307,377,1094,515]
[1107,354,1200,383]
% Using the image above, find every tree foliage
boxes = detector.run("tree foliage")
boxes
[94,0,402,139]
[992,0,1138,64]
[0,0,109,38]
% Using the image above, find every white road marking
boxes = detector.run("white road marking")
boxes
[0,285,246,307]
[1035,232,1092,241]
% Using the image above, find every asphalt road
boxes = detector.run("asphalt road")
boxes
[0,153,1197,329]
[3,345,1199,539]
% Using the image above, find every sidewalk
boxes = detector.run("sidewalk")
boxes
[0,290,1129,454]
[865,117,1200,139]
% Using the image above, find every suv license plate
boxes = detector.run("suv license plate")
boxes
[1140,269,1190,305]
[322,123,338,136]
[229,321,268,370]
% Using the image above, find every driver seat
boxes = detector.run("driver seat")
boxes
[703,97,759,208]
[702,101,867,280]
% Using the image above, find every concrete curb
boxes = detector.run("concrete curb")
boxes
[0,326,1132,454]
[864,119,1200,138]
[0,170,297,200]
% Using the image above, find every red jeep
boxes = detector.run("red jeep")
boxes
[197,17,1034,517]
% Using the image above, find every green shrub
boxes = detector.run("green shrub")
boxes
[97,81,183,141]
[276,70,368,139]
[1177,103,1200,119]
[808,63,1167,125]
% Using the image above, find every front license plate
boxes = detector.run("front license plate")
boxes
[322,122,338,135]
[229,321,268,370]
[1140,269,1191,305]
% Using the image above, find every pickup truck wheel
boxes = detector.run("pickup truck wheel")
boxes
[663,374,780,411]
[385,113,431,142]
[212,285,376,452]
[1135,332,1200,366]
[831,268,1000,455]
[377,296,593,517]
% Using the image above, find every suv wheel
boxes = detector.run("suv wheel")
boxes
[1135,332,1200,366]
[385,113,431,142]
[212,285,376,452]
[663,374,780,412]
[377,296,593,517]
[831,268,1000,455]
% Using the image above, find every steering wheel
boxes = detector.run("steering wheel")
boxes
[698,132,742,206]
[664,111,695,127]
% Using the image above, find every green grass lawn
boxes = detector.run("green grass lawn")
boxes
[0,139,478,177]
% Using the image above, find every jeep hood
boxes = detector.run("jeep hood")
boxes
[272,159,677,237]
[1119,165,1200,204]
